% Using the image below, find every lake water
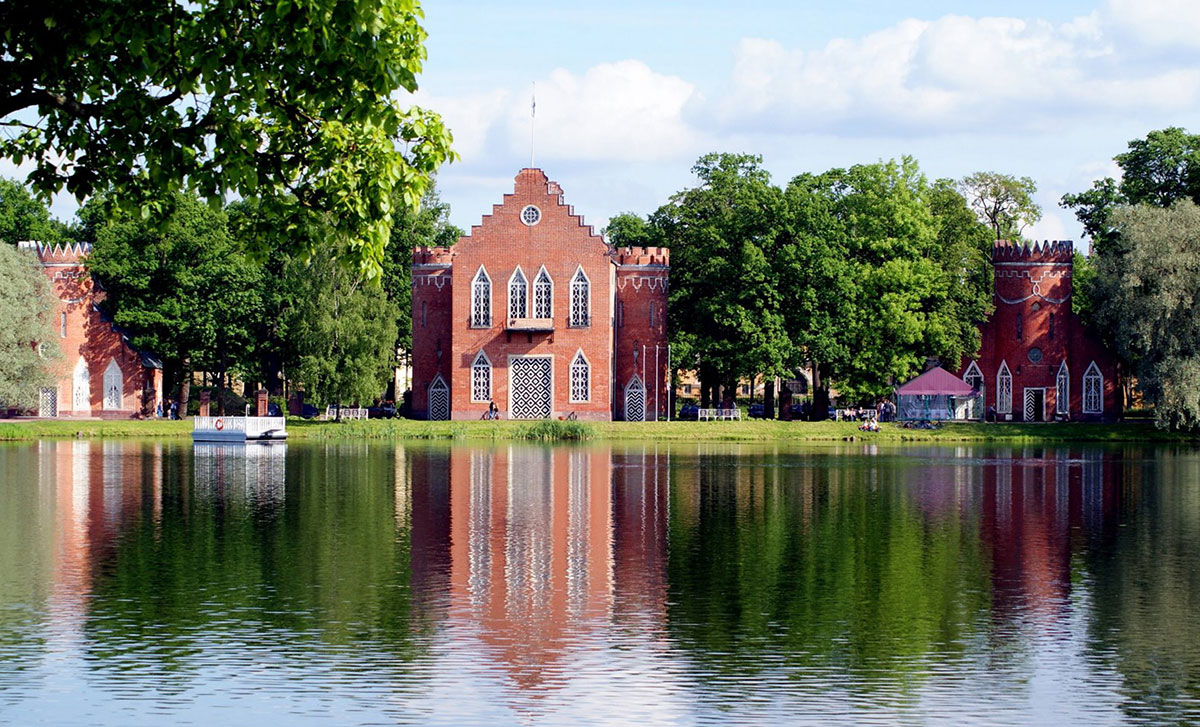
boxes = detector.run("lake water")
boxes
[1,439,1198,726]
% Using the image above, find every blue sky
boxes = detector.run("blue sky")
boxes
[414,0,1200,246]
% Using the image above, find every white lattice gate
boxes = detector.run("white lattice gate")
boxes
[624,376,646,422]
[509,357,552,419]
[39,388,57,417]
[428,376,449,421]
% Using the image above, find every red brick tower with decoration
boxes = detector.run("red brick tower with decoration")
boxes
[16,241,163,419]
[957,241,1118,421]
[410,169,669,421]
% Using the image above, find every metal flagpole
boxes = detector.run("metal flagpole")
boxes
[666,344,671,421]
[655,345,659,422]
[530,83,536,168]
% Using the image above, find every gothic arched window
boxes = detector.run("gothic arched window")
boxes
[508,267,528,320]
[471,267,491,327]
[569,350,590,403]
[963,361,984,392]
[1083,362,1103,414]
[533,267,553,319]
[471,351,492,403]
[570,267,590,327]
[997,360,1013,414]
[1056,361,1070,415]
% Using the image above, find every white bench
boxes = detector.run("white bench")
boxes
[324,406,368,420]
[698,407,741,421]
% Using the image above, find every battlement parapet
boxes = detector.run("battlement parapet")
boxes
[993,239,1074,263]
[17,240,92,263]
[615,246,670,267]
[412,246,455,266]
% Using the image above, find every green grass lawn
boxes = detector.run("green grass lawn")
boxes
[1,416,1194,443]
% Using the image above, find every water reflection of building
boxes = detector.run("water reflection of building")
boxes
[191,443,287,502]
[405,444,673,697]
[978,448,1123,621]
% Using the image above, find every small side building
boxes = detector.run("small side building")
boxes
[958,240,1119,421]
[410,169,669,421]
[19,241,163,419]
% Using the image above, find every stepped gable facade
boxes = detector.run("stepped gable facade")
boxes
[957,240,1119,421]
[411,168,669,421]
[17,241,163,419]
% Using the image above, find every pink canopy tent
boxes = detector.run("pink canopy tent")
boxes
[894,366,982,421]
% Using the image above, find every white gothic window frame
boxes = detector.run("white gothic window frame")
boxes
[963,361,984,392]
[1083,361,1103,414]
[533,266,553,319]
[997,360,1013,414]
[103,358,123,411]
[1056,361,1070,415]
[508,266,528,320]
[471,266,491,328]
[569,266,590,327]
[73,357,90,411]
[471,351,492,403]
[428,374,450,421]
[569,350,590,403]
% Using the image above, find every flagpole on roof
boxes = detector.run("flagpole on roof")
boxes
[530,82,536,169]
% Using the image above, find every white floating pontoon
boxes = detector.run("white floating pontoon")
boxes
[192,415,288,443]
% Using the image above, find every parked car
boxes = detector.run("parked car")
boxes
[300,403,320,419]
[678,404,699,420]
[748,403,765,418]
[368,402,397,419]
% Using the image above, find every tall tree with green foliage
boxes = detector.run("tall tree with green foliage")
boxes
[1093,201,1200,430]
[0,177,68,245]
[286,250,399,414]
[0,0,455,275]
[0,242,61,409]
[783,159,993,406]
[959,171,1041,241]
[650,153,790,407]
[87,194,263,411]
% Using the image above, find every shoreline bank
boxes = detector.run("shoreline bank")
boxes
[0,418,1193,444]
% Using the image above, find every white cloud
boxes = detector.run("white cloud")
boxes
[508,61,704,162]
[709,11,1200,136]
[1107,0,1200,49]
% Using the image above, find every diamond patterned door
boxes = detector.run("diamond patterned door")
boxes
[428,376,450,420]
[38,387,57,417]
[510,357,552,419]
[625,377,645,422]
[1023,389,1043,422]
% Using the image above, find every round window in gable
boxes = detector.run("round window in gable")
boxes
[520,205,541,226]
[1027,347,1043,364]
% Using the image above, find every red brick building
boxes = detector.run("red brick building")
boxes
[957,241,1119,421]
[18,241,163,419]
[411,169,669,421]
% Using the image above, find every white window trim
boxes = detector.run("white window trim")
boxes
[508,266,528,321]
[569,266,591,327]
[569,349,591,403]
[533,266,553,319]
[471,351,492,403]
[471,266,491,328]
[520,204,541,226]
[1083,361,1103,414]
[997,360,1012,415]
[963,360,984,391]
[1056,361,1070,415]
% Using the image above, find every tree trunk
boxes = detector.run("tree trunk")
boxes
[811,363,829,421]
[699,362,712,409]
[764,378,776,419]
[178,360,191,418]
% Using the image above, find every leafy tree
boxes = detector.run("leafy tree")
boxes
[1093,201,1200,430]
[0,177,68,244]
[286,251,398,414]
[0,0,455,275]
[0,242,60,408]
[650,153,790,407]
[87,193,262,412]
[784,160,993,405]
[603,212,656,247]
[958,171,1041,241]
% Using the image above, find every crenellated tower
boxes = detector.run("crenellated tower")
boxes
[614,246,670,421]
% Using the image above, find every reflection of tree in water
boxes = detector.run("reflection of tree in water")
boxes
[80,442,434,699]
[1083,450,1200,725]
[666,446,991,698]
